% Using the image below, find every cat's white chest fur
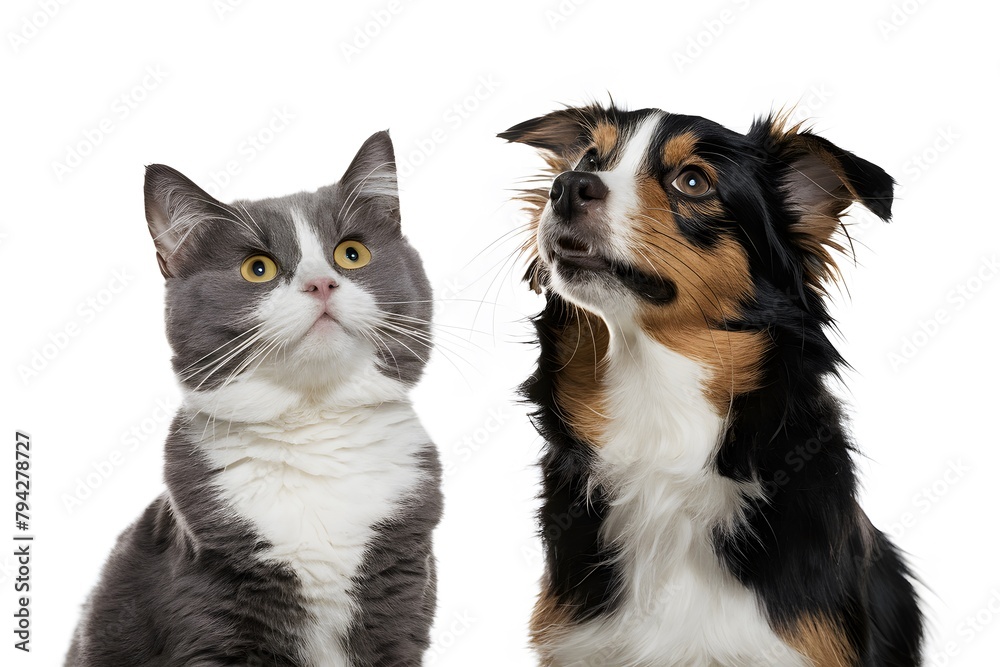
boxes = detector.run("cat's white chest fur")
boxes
[198,400,429,667]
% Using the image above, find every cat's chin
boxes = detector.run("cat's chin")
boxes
[294,318,356,361]
[307,313,339,334]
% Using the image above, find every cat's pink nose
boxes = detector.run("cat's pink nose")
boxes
[302,277,339,301]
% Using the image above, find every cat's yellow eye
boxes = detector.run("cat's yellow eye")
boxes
[240,255,279,283]
[333,240,372,270]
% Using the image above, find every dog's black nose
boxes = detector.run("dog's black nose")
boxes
[550,171,609,220]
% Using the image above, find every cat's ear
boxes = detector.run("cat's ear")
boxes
[339,131,400,225]
[144,164,226,279]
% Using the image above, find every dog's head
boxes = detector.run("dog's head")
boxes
[500,104,893,333]
[501,104,895,414]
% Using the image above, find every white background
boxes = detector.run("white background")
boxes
[2,0,998,664]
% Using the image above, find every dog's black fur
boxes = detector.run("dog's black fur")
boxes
[502,104,923,665]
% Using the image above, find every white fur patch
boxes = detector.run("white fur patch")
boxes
[540,114,667,319]
[195,386,429,667]
[540,325,806,667]
[180,205,430,666]
[186,207,398,423]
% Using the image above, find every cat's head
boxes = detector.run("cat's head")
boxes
[145,131,431,420]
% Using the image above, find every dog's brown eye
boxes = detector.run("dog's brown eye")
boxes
[671,168,713,197]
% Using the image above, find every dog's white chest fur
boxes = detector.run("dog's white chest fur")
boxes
[200,401,428,667]
[545,331,807,667]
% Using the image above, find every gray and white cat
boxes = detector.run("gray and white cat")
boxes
[66,132,443,667]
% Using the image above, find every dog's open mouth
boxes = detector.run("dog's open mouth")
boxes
[551,237,611,272]
[549,236,676,304]
[552,236,677,303]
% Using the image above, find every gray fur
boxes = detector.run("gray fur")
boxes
[346,447,442,665]
[68,132,441,666]
[144,132,432,391]
[68,418,307,666]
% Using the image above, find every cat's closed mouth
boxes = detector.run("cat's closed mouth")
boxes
[310,311,338,328]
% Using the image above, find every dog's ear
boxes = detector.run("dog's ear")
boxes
[755,116,895,287]
[498,106,600,169]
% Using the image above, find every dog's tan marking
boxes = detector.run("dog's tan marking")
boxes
[644,326,767,414]
[592,121,618,158]
[628,177,767,413]
[552,307,610,446]
[530,584,573,665]
[780,614,858,667]
[662,131,698,166]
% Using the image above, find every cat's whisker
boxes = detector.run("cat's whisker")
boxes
[218,331,283,392]
[363,328,403,383]
[371,326,427,366]
[239,336,285,385]
[86,141,444,663]
[382,312,486,332]
[375,325,438,352]
[375,298,506,307]
[179,322,267,375]
[190,321,284,389]
[186,329,268,388]
[374,322,475,383]
[380,314,488,350]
